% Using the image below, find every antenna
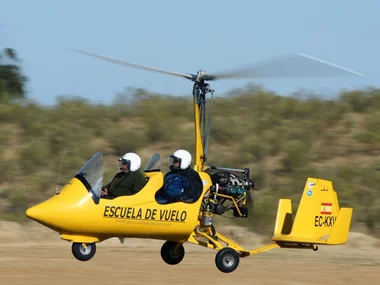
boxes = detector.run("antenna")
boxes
[56,147,77,195]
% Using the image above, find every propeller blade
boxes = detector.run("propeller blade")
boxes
[73,49,195,81]
[203,53,365,81]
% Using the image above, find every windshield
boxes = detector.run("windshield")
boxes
[74,152,104,204]
[144,153,161,172]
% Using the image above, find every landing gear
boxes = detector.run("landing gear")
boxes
[160,241,185,265]
[215,247,240,273]
[72,242,96,261]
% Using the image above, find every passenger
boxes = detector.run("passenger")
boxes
[157,149,203,203]
[101,152,146,199]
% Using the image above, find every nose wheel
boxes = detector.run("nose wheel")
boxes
[215,247,240,273]
[72,242,96,261]
[160,241,185,265]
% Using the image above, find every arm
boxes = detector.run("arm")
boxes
[101,173,126,197]
[181,169,203,200]
[101,174,118,197]
[109,172,145,197]
[130,171,146,195]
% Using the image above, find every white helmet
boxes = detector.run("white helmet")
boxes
[119,152,141,172]
[169,149,191,170]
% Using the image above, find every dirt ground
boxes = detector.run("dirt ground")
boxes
[1,222,380,285]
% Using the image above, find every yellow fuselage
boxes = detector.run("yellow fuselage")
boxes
[26,171,212,243]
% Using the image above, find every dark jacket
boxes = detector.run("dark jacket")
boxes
[103,170,146,199]
[163,167,203,202]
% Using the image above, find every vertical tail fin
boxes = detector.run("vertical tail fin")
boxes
[272,178,353,245]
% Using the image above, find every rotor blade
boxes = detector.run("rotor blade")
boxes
[73,49,195,80]
[203,53,365,81]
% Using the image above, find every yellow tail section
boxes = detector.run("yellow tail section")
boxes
[272,178,353,245]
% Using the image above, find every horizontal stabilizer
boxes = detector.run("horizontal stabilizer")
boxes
[326,207,353,244]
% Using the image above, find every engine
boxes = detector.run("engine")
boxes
[211,172,247,196]
[200,167,253,226]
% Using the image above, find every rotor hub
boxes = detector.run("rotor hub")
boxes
[194,70,207,83]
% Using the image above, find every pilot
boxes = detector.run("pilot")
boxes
[157,149,203,203]
[101,152,146,199]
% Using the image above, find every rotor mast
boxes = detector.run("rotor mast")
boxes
[192,71,214,171]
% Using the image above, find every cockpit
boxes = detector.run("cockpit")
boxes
[72,152,208,205]
[73,152,165,204]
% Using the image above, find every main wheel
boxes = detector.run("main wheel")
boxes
[215,247,240,273]
[72,242,96,261]
[160,241,185,265]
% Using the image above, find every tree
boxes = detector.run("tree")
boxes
[0,48,28,101]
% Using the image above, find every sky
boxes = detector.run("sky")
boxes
[1,0,379,106]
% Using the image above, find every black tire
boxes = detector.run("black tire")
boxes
[72,242,96,261]
[215,247,240,273]
[160,241,185,265]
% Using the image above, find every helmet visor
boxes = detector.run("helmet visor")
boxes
[168,155,181,168]
[118,158,130,169]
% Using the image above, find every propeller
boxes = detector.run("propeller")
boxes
[203,53,365,80]
[73,49,364,84]
[73,49,196,81]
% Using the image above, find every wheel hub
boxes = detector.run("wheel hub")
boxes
[222,253,235,267]
[80,244,92,255]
